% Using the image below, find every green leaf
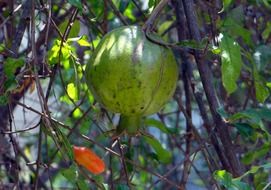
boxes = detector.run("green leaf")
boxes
[144,118,170,134]
[220,34,242,94]
[262,0,271,9]
[211,47,221,54]
[116,184,130,190]
[0,95,8,106]
[253,107,271,121]
[148,0,160,10]
[213,170,233,188]
[0,43,5,52]
[221,6,253,47]
[48,40,61,65]
[254,70,269,103]
[157,21,172,35]
[61,166,77,182]
[222,0,233,11]
[119,0,130,13]
[142,135,172,164]
[59,20,80,38]
[222,18,252,46]
[214,170,252,190]
[254,171,269,190]
[68,0,83,11]
[229,107,271,123]
[112,0,121,7]
[241,143,271,165]
[3,58,24,92]
[77,35,91,47]
[253,45,271,71]
[68,35,91,47]
[124,3,136,22]
[61,42,72,60]
[61,164,90,189]
[72,108,83,118]
[53,124,74,160]
[43,120,74,160]
[228,6,245,24]
[231,180,252,190]
[67,82,78,101]
[4,58,24,78]
[255,81,270,103]
[237,163,271,180]
[228,107,271,140]
[262,22,271,41]
[77,179,89,190]
[234,123,254,138]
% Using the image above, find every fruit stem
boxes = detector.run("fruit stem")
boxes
[117,115,142,135]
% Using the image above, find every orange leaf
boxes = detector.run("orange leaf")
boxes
[73,146,105,175]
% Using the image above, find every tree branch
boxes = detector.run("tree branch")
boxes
[181,0,243,177]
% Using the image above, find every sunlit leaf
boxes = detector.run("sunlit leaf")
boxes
[92,37,101,48]
[124,2,136,22]
[219,33,242,94]
[73,108,83,118]
[211,47,221,54]
[67,82,78,101]
[213,170,233,188]
[59,20,80,38]
[61,43,72,60]
[77,35,91,47]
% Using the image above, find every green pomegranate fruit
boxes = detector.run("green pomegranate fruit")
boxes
[85,26,178,134]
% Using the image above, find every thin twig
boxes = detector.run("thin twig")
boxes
[174,94,219,173]
[14,100,181,189]
[105,0,129,25]
[34,124,43,190]
[117,140,132,189]
[3,122,40,134]
[142,0,171,32]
